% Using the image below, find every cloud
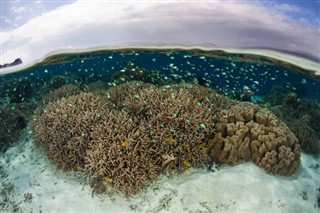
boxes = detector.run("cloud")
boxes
[10,6,27,13]
[1,1,319,64]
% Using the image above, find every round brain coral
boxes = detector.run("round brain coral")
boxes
[208,102,300,176]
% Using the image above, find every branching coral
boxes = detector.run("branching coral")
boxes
[106,81,156,109]
[33,81,228,195]
[208,102,300,176]
[85,82,232,195]
[31,92,108,170]
[85,109,160,195]
[42,84,81,104]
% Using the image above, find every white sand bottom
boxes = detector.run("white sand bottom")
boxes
[0,130,319,213]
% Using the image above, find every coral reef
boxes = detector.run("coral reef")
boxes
[111,61,152,84]
[106,81,156,109]
[32,81,233,195]
[208,102,300,176]
[270,98,320,154]
[31,93,108,170]
[263,84,305,106]
[84,81,110,96]
[85,82,232,195]
[31,81,300,196]
[0,105,26,152]
[48,75,69,89]
[0,77,33,103]
[41,84,81,104]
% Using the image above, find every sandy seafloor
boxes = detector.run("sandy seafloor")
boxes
[0,129,319,213]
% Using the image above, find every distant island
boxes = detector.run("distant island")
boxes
[0,58,22,69]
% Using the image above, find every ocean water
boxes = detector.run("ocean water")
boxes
[0,48,319,212]
[2,49,319,98]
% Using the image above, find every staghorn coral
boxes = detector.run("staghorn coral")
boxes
[42,84,81,104]
[84,81,110,96]
[85,82,233,195]
[106,81,156,109]
[85,109,160,195]
[31,92,108,170]
[208,102,300,176]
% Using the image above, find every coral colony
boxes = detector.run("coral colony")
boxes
[1,49,319,196]
[31,81,300,195]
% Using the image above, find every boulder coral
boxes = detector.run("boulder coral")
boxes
[208,102,300,176]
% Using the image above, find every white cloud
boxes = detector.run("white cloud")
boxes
[10,6,26,13]
[1,1,319,64]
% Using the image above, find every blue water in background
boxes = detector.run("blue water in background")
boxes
[1,49,319,99]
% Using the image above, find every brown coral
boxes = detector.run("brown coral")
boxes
[42,84,81,104]
[31,92,108,170]
[85,82,232,195]
[208,102,300,176]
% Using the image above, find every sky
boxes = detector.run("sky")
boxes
[0,0,320,65]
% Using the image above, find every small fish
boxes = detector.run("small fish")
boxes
[103,177,112,183]
[166,137,176,143]
[183,160,191,167]
[182,143,189,148]
[198,144,206,150]
[149,173,157,180]
[121,140,129,147]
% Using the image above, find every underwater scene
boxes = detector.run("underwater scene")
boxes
[0,48,319,212]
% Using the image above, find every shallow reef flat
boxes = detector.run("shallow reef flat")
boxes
[0,48,319,212]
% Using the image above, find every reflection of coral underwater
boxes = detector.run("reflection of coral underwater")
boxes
[31,81,301,195]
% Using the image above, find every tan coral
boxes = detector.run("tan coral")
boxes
[85,82,233,195]
[208,102,300,176]
[31,92,108,170]
[42,84,81,104]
